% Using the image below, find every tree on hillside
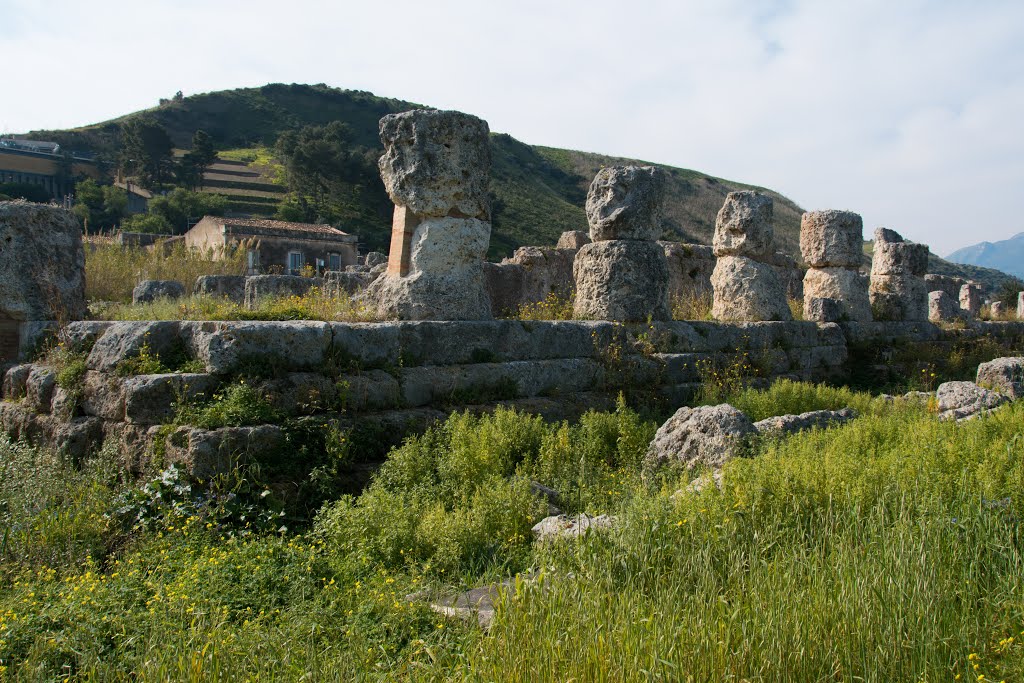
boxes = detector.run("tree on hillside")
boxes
[119,118,174,189]
[178,130,217,190]
[275,121,371,212]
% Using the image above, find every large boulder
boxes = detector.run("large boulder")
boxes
[573,240,670,321]
[711,255,792,322]
[377,109,491,220]
[132,279,185,304]
[976,357,1024,399]
[936,381,1009,421]
[0,200,86,321]
[802,267,872,322]
[800,210,864,268]
[585,166,666,241]
[644,404,756,476]
[712,191,774,259]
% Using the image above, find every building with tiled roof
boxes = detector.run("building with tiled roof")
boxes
[185,215,358,275]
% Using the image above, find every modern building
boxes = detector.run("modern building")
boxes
[0,138,101,199]
[184,216,358,275]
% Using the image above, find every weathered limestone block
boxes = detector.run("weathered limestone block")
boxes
[929,291,966,323]
[936,381,1008,421]
[802,268,871,322]
[959,283,982,317]
[80,371,126,420]
[764,251,805,301]
[753,408,856,436]
[258,373,341,415]
[182,321,332,374]
[870,228,928,277]
[711,256,792,322]
[712,191,774,259]
[643,404,756,476]
[925,274,966,298]
[86,321,183,373]
[800,210,864,268]
[976,357,1024,399]
[502,246,577,305]
[164,424,285,479]
[49,386,77,420]
[244,275,322,309]
[482,262,525,316]
[662,243,715,303]
[2,363,31,399]
[132,280,185,304]
[805,297,842,323]
[123,373,217,424]
[990,301,1007,319]
[378,109,491,220]
[324,271,375,297]
[0,200,87,321]
[532,514,615,542]
[556,231,591,249]
[1019,292,1024,320]
[193,275,246,303]
[365,267,492,320]
[24,366,56,413]
[870,275,928,321]
[585,166,666,241]
[364,252,388,268]
[573,240,670,321]
[343,370,402,411]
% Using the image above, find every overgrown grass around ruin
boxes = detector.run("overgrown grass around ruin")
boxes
[0,386,1022,680]
[85,241,248,304]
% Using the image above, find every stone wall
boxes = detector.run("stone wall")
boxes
[3,318,1021,476]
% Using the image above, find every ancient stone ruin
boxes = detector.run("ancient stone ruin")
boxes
[869,227,929,321]
[711,191,791,321]
[800,210,870,322]
[928,290,966,323]
[573,166,671,321]
[0,201,86,363]
[959,282,982,318]
[364,109,493,320]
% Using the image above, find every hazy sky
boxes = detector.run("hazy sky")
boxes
[3,0,1023,255]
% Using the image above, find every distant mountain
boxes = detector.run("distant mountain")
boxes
[946,233,1024,279]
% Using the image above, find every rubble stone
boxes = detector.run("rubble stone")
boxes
[936,381,1008,421]
[643,404,756,476]
[132,280,185,304]
[976,357,1024,399]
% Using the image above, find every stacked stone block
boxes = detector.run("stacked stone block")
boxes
[365,109,493,320]
[928,291,966,323]
[573,166,670,321]
[959,283,982,318]
[869,228,929,321]
[710,192,791,321]
[800,210,870,322]
[1019,292,1024,320]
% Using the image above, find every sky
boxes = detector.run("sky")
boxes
[2,0,1023,255]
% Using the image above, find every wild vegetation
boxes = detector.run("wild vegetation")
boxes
[0,381,1021,680]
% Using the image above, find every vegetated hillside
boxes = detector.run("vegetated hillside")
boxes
[926,254,1024,295]
[946,232,1024,279]
[24,83,1024,282]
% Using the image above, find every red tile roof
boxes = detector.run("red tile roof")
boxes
[218,217,351,238]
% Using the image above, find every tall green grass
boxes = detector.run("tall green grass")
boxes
[0,385,1021,681]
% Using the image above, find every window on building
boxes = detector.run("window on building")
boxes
[247,249,261,275]
[288,251,304,276]
[328,253,341,271]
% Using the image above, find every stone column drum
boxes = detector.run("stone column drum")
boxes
[1018,291,1024,320]
[959,283,982,318]
[710,191,791,321]
[365,109,493,320]
[869,228,929,321]
[800,209,871,322]
[573,166,670,321]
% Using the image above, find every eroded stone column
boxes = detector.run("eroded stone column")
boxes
[800,210,870,322]
[365,109,493,320]
[1018,291,1024,320]
[573,166,670,321]
[869,228,929,321]
[959,283,982,318]
[710,191,792,321]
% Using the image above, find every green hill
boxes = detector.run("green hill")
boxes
[23,82,1019,290]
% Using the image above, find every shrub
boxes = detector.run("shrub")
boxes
[512,292,575,321]
[175,381,280,429]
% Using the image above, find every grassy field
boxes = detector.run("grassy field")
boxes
[0,381,1021,680]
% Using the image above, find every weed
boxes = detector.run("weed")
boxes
[512,292,575,321]
[671,290,713,321]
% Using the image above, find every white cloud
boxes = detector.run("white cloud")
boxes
[2,0,1022,254]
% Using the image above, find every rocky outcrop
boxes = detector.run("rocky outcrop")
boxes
[0,200,86,321]
[643,404,756,476]
[976,357,1024,399]
[935,381,1009,421]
